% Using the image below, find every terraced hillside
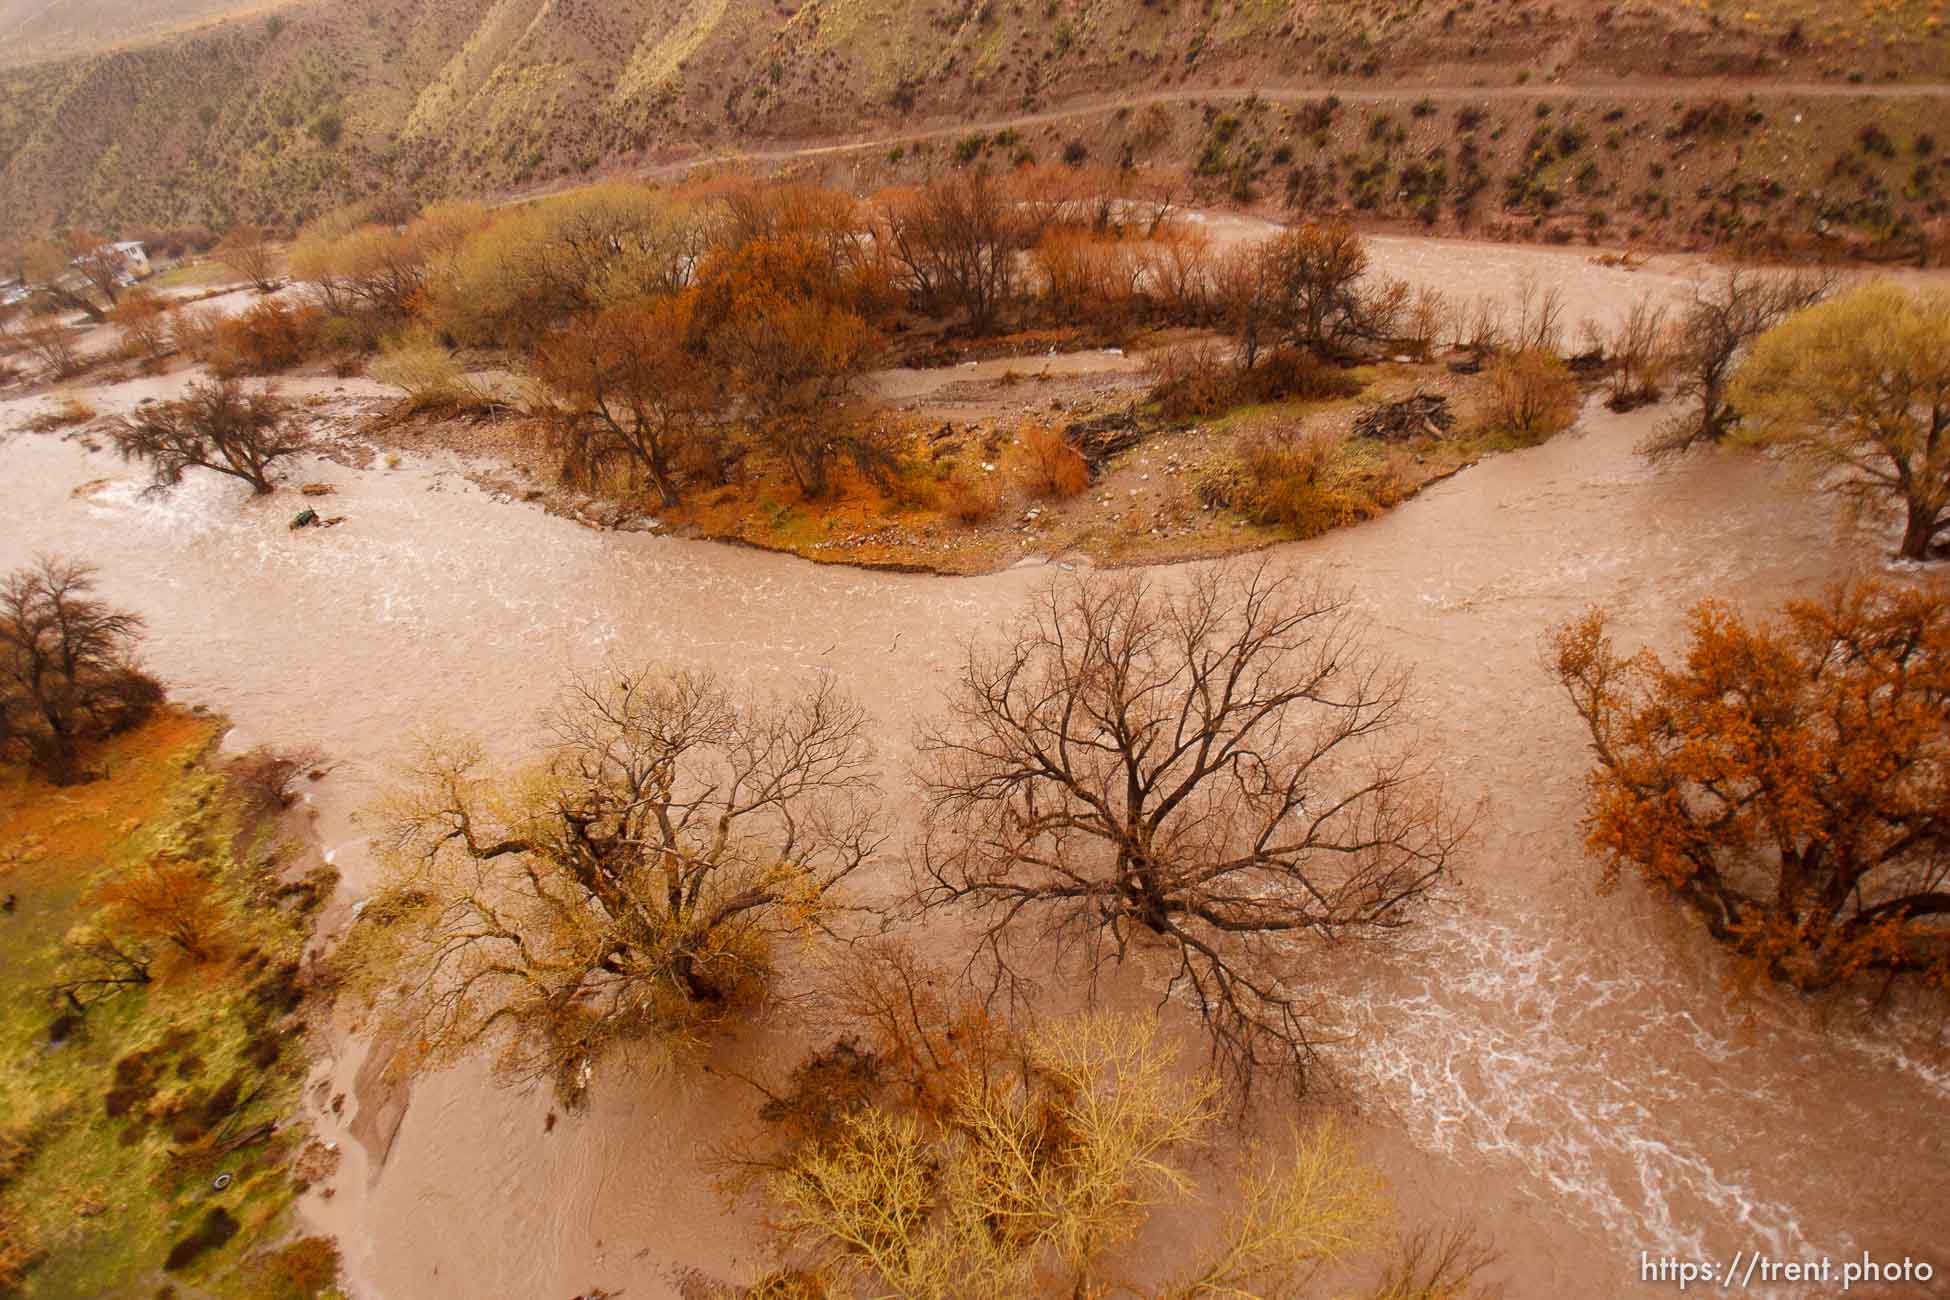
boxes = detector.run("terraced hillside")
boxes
[1,0,1947,254]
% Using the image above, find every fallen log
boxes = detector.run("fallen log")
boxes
[218,1121,276,1153]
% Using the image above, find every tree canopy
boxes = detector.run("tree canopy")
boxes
[110,378,307,495]
[1730,281,1950,560]
[0,556,160,784]
[351,667,880,1104]
[913,562,1464,1096]
[1551,580,1950,992]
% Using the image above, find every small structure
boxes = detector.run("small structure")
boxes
[109,241,152,278]
[67,241,151,285]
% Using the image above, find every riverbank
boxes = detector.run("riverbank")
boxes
[0,710,341,1299]
[356,349,1521,577]
[5,230,1949,1300]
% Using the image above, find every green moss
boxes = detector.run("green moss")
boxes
[0,718,336,1298]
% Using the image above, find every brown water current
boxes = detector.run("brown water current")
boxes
[4,238,1948,1299]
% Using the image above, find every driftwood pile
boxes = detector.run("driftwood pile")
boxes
[1063,407,1147,469]
[1353,392,1455,442]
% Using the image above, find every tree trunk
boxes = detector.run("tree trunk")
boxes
[789,440,830,500]
[671,948,726,1004]
[1899,504,1939,560]
[37,736,81,785]
[1119,850,1173,934]
[31,692,80,784]
[646,450,680,509]
[58,289,106,324]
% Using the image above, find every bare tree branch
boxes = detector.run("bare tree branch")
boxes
[912,561,1466,1098]
[351,666,883,1105]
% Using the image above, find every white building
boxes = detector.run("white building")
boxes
[69,241,152,284]
[107,241,152,279]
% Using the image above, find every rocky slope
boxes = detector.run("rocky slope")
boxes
[2,0,1947,252]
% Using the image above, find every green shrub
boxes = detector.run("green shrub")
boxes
[163,1207,239,1272]
[369,328,488,412]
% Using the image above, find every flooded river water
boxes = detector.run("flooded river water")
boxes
[3,236,1947,1299]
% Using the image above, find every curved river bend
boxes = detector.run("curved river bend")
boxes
[3,241,1947,1299]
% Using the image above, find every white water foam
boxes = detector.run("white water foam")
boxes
[1340,907,1839,1284]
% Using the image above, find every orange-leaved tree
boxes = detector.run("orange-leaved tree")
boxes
[1550,580,1950,992]
[694,236,881,498]
[532,293,715,508]
[90,861,228,964]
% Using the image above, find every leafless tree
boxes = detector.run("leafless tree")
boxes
[47,931,155,1012]
[16,312,85,379]
[1507,271,1567,356]
[1211,244,1278,370]
[1448,293,1508,356]
[1640,266,1835,459]
[1258,221,1405,353]
[110,378,308,495]
[215,223,280,293]
[1365,1225,1503,1300]
[0,556,161,784]
[912,562,1466,1097]
[1588,295,1671,411]
[22,239,107,322]
[877,170,1025,334]
[351,667,882,1105]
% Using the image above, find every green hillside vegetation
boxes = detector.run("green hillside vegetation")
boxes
[0,713,341,1299]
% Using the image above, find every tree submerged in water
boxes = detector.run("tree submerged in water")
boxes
[110,378,308,496]
[1729,282,1950,562]
[1552,579,1950,993]
[912,561,1465,1099]
[727,945,1500,1300]
[348,666,881,1105]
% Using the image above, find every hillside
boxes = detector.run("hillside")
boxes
[2,0,1947,254]
[0,0,298,67]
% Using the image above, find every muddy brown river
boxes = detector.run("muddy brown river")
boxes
[4,237,1948,1299]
